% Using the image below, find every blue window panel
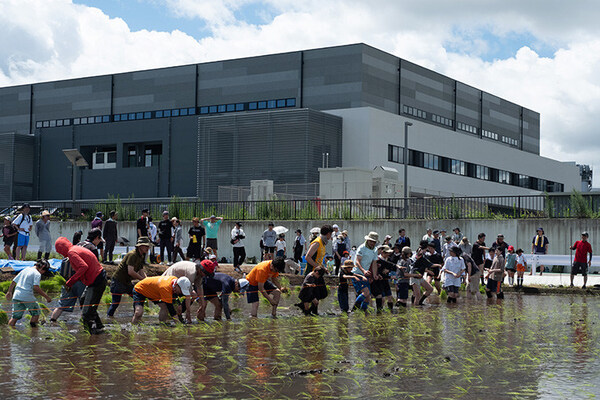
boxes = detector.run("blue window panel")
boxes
[188,107,196,115]
[43,121,50,128]
[164,110,171,117]
[209,105,217,113]
[248,102,257,110]
[136,112,143,120]
[73,118,80,125]
[144,112,152,119]
[286,98,296,107]
[102,115,110,123]
[49,120,56,127]
[114,115,121,122]
[226,104,235,112]
[128,113,136,120]
[180,108,188,116]
[172,109,180,117]
[95,116,102,123]
[200,106,209,114]
[56,120,63,127]
[64,119,71,126]
[267,100,276,109]
[258,101,267,109]
[235,103,244,111]
[276,99,286,108]
[156,110,163,118]
[218,105,226,113]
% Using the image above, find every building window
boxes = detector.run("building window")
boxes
[498,170,510,184]
[248,102,257,110]
[144,144,162,167]
[277,99,286,108]
[200,107,209,114]
[217,105,226,113]
[95,116,102,123]
[179,108,188,116]
[476,165,489,180]
[49,120,56,127]
[144,112,152,119]
[267,100,277,109]
[258,101,267,109]
[226,104,235,112]
[424,153,439,170]
[92,147,117,170]
[387,144,403,164]
[156,110,163,118]
[209,106,217,114]
[286,98,296,107]
[57,119,63,127]
[36,121,43,128]
[102,115,110,123]
[235,103,244,111]
[188,107,196,115]
[164,110,171,117]
[451,160,465,176]
[127,146,137,167]
[128,113,136,120]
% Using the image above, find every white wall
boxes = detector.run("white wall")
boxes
[327,107,581,197]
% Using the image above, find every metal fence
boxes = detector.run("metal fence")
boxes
[6,192,600,221]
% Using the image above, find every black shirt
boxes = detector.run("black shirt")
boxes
[432,238,441,254]
[491,241,509,258]
[188,225,205,245]
[472,241,486,265]
[158,219,173,239]
[376,257,396,279]
[413,256,432,275]
[136,217,148,238]
[462,254,479,275]
[395,236,411,249]
[428,252,444,266]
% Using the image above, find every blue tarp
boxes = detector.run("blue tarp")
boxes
[0,259,62,273]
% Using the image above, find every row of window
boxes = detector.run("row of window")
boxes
[482,129,498,141]
[387,144,564,192]
[402,104,520,149]
[35,98,297,129]
[501,136,519,146]
[91,143,162,170]
[457,121,478,134]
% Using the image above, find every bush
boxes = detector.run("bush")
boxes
[0,310,8,324]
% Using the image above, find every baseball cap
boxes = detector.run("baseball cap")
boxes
[177,277,191,296]
[199,259,216,276]
[508,245,515,251]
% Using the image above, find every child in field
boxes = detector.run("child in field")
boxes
[5,260,52,327]
[485,248,505,299]
[439,246,466,303]
[325,254,335,274]
[297,266,328,315]
[515,249,527,288]
[337,260,366,313]
[504,245,517,286]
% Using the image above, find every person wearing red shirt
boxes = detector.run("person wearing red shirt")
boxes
[55,232,107,334]
[570,231,593,289]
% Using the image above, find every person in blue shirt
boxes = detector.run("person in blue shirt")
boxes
[201,215,223,259]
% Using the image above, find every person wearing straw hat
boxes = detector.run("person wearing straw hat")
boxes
[35,210,52,260]
[107,236,152,318]
[163,259,215,323]
[132,275,192,324]
[372,244,396,313]
[351,231,379,311]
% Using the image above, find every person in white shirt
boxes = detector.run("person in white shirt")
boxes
[439,246,466,303]
[422,228,433,243]
[12,203,33,261]
[5,260,52,327]
[231,222,246,274]
[275,234,287,258]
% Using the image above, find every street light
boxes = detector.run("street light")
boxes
[62,148,89,206]
[403,122,412,218]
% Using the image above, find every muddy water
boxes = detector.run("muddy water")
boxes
[0,293,599,399]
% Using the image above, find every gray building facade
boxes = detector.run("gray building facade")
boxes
[0,43,563,205]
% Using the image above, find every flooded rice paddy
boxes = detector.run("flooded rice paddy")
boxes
[0,293,599,399]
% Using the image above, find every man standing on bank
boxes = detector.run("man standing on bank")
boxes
[187,217,205,260]
[531,227,549,275]
[103,210,118,264]
[262,222,278,261]
[137,208,149,239]
[231,222,246,274]
[570,232,592,289]
[35,210,52,260]
[202,215,223,259]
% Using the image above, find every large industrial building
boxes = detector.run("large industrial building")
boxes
[0,43,581,205]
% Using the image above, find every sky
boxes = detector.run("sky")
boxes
[1,0,600,184]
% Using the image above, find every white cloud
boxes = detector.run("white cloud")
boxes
[2,0,600,182]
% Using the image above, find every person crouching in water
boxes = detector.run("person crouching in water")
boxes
[297,266,328,315]
[439,246,466,303]
[337,260,367,313]
[485,247,505,299]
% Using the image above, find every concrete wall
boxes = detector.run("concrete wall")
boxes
[28,218,600,263]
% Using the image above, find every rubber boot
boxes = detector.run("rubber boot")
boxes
[310,303,318,315]
[387,302,394,312]
[37,251,42,260]
[486,291,492,299]
[44,252,50,260]
[497,292,504,300]
[447,297,452,303]
[375,298,383,313]
[418,295,428,305]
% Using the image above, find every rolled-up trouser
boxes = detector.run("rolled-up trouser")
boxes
[107,279,133,316]
[81,270,107,330]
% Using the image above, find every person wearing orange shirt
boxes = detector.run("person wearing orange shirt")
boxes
[132,275,191,324]
[245,257,287,318]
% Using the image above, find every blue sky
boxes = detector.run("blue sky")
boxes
[3,0,600,174]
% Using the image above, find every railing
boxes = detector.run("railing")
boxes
[6,192,600,221]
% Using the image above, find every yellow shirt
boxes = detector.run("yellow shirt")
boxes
[310,236,327,267]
